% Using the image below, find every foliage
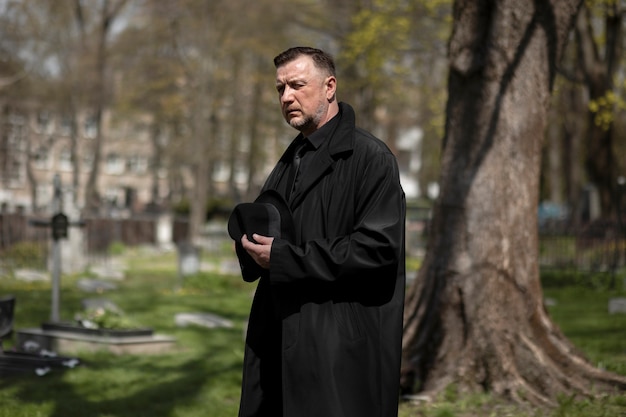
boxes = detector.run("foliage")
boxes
[588,89,626,130]
[206,197,234,221]
[107,241,126,256]
[171,197,191,216]
[338,0,451,192]
[342,0,412,87]
[171,197,233,220]
[541,268,624,290]
[406,256,422,272]
[74,306,142,330]
[560,0,626,215]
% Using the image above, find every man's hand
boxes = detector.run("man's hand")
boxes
[241,234,274,269]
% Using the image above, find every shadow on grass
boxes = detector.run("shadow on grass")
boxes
[0,342,242,417]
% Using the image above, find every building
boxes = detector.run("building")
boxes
[0,102,168,216]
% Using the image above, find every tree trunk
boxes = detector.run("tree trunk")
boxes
[227,53,243,203]
[25,113,39,212]
[575,3,623,217]
[149,123,163,206]
[84,3,109,214]
[84,0,129,214]
[244,57,264,201]
[401,0,626,406]
[68,106,81,207]
[562,84,586,228]
[187,105,213,245]
[545,106,563,204]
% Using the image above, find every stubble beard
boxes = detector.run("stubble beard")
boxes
[288,101,327,134]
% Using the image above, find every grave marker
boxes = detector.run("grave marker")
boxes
[30,174,85,322]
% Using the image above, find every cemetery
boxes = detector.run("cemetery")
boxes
[0,175,623,416]
[0,217,625,416]
[1,1,626,415]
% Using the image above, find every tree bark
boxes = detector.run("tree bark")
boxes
[84,0,129,214]
[227,53,243,203]
[575,3,623,217]
[401,0,626,406]
[561,83,586,228]
[244,56,265,201]
[149,123,163,206]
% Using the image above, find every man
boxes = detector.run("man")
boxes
[235,46,406,417]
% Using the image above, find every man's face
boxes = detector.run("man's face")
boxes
[275,55,334,136]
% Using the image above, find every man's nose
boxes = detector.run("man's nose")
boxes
[280,86,294,103]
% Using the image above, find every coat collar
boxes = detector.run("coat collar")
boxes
[288,102,355,207]
[327,102,355,156]
[279,102,355,163]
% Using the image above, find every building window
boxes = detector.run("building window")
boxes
[36,184,52,207]
[36,111,52,134]
[59,147,72,171]
[234,162,247,184]
[82,153,93,171]
[212,160,229,182]
[60,116,73,136]
[104,186,126,208]
[127,155,148,174]
[34,147,50,169]
[6,155,24,186]
[105,152,125,175]
[84,116,97,139]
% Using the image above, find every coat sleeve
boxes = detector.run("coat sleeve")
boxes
[269,150,405,284]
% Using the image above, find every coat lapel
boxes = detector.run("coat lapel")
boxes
[289,151,334,207]
[290,103,356,208]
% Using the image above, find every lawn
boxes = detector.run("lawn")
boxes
[1,245,625,417]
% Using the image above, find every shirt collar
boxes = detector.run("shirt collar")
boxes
[306,111,340,150]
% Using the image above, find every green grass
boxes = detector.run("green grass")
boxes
[1,247,248,417]
[543,281,626,377]
[397,270,626,417]
[1,248,625,417]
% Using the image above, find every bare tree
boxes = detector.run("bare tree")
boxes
[82,0,130,214]
[544,73,587,226]
[575,1,625,217]
[401,0,626,406]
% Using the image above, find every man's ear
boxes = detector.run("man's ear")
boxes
[325,76,337,101]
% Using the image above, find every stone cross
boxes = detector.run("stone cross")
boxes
[30,174,85,322]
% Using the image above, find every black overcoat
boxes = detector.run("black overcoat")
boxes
[237,103,406,417]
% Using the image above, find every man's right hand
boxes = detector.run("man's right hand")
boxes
[241,234,274,269]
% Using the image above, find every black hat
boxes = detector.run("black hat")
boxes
[227,189,295,244]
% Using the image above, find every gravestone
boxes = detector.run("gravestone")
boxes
[156,214,174,250]
[608,298,626,314]
[17,296,177,355]
[29,175,85,322]
[14,269,49,282]
[177,242,200,276]
[90,264,125,281]
[81,298,121,313]
[174,312,233,329]
[76,279,118,293]
[58,189,86,274]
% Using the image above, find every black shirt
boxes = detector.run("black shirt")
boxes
[296,111,341,186]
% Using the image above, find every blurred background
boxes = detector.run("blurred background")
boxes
[0,0,624,274]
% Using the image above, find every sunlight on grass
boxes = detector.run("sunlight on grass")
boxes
[1,246,624,417]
